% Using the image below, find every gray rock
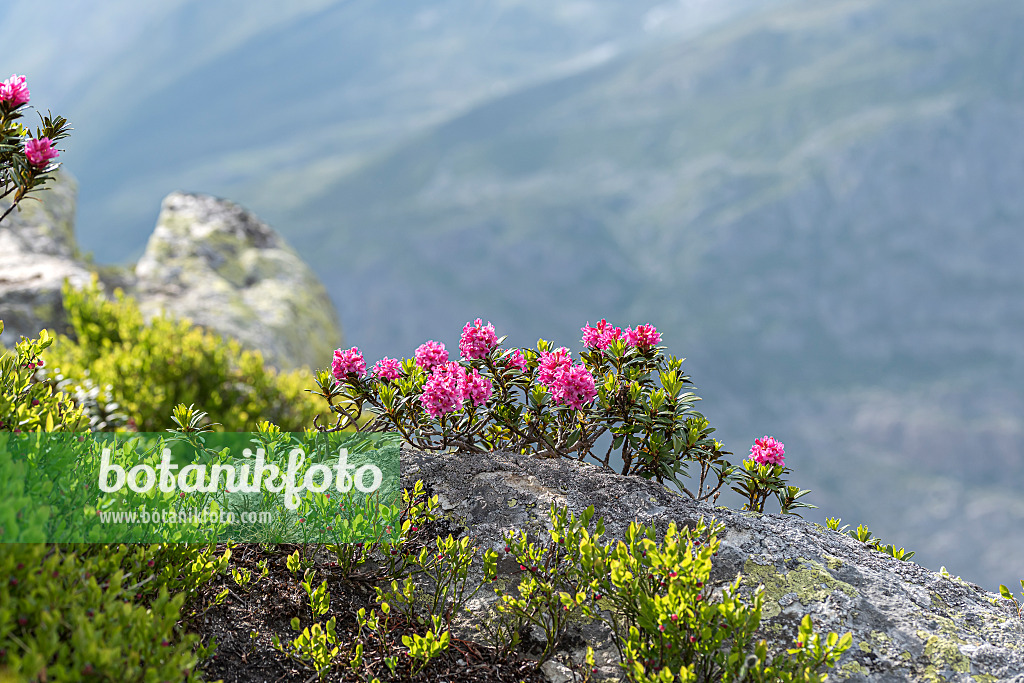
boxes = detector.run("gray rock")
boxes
[398,447,1024,682]
[134,192,343,370]
[0,172,92,342]
[0,180,342,370]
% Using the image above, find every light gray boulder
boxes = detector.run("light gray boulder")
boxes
[0,172,92,343]
[398,446,1024,682]
[134,192,343,370]
[0,180,343,370]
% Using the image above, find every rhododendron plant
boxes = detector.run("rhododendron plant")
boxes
[731,435,813,514]
[313,319,812,513]
[1,73,71,223]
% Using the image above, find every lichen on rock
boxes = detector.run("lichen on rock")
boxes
[396,446,1024,682]
[133,192,343,370]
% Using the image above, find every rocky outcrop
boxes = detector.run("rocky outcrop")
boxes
[0,172,92,343]
[133,192,343,370]
[399,447,1024,682]
[0,176,342,370]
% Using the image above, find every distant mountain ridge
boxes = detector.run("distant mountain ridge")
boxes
[289,0,1024,589]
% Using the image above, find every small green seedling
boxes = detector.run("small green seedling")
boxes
[402,615,451,676]
[825,517,850,534]
[999,581,1024,618]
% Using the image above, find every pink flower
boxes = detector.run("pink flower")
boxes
[331,347,366,379]
[581,319,623,350]
[420,366,463,418]
[537,347,572,386]
[549,364,597,410]
[749,436,785,466]
[461,368,493,407]
[625,324,661,350]
[24,138,59,169]
[502,348,527,373]
[459,319,498,360]
[414,341,448,373]
[372,357,403,380]
[0,74,29,107]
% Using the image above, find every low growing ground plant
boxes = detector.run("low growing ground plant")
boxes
[43,278,326,432]
[824,518,916,561]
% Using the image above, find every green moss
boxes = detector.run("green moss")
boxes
[858,640,871,653]
[972,675,1000,683]
[742,559,859,619]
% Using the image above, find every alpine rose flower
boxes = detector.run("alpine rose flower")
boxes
[749,436,785,466]
[414,341,449,372]
[549,364,597,410]
[626,324,661,350]
[459,318,498,359]
[24,137,59,168]
[420,367,463,418]
[461,368,493,407]
[502,348,527,373]
[581,319,623,350]
[331,347,366,379]
[0,74,29,107]
[537,347,572,386]
[372,357,403,380]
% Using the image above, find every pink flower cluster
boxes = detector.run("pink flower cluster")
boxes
[415,341,449,373]
[581,319,623,350]
[536,347,597,409]
[420,365,463,418]
[502,348,527,373]
[331,347,366,379]
[0,74,30,107]
[749,436,785,466]
[537,348,572,385]
[420,361,493,418]
[459,319,498,360]
[372,357,403,380]
[626,324,661,350]
[24,137,58,168]
[548,364,597,410]
[582,320,662,351]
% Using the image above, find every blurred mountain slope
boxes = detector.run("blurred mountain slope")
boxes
[294,0,1024,588]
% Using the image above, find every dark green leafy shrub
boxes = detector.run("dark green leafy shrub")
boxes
[44,278,327,431]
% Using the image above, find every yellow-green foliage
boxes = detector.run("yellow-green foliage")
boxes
[0,543,226,683]
[46,279,325,431]
[0,323,84,433]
